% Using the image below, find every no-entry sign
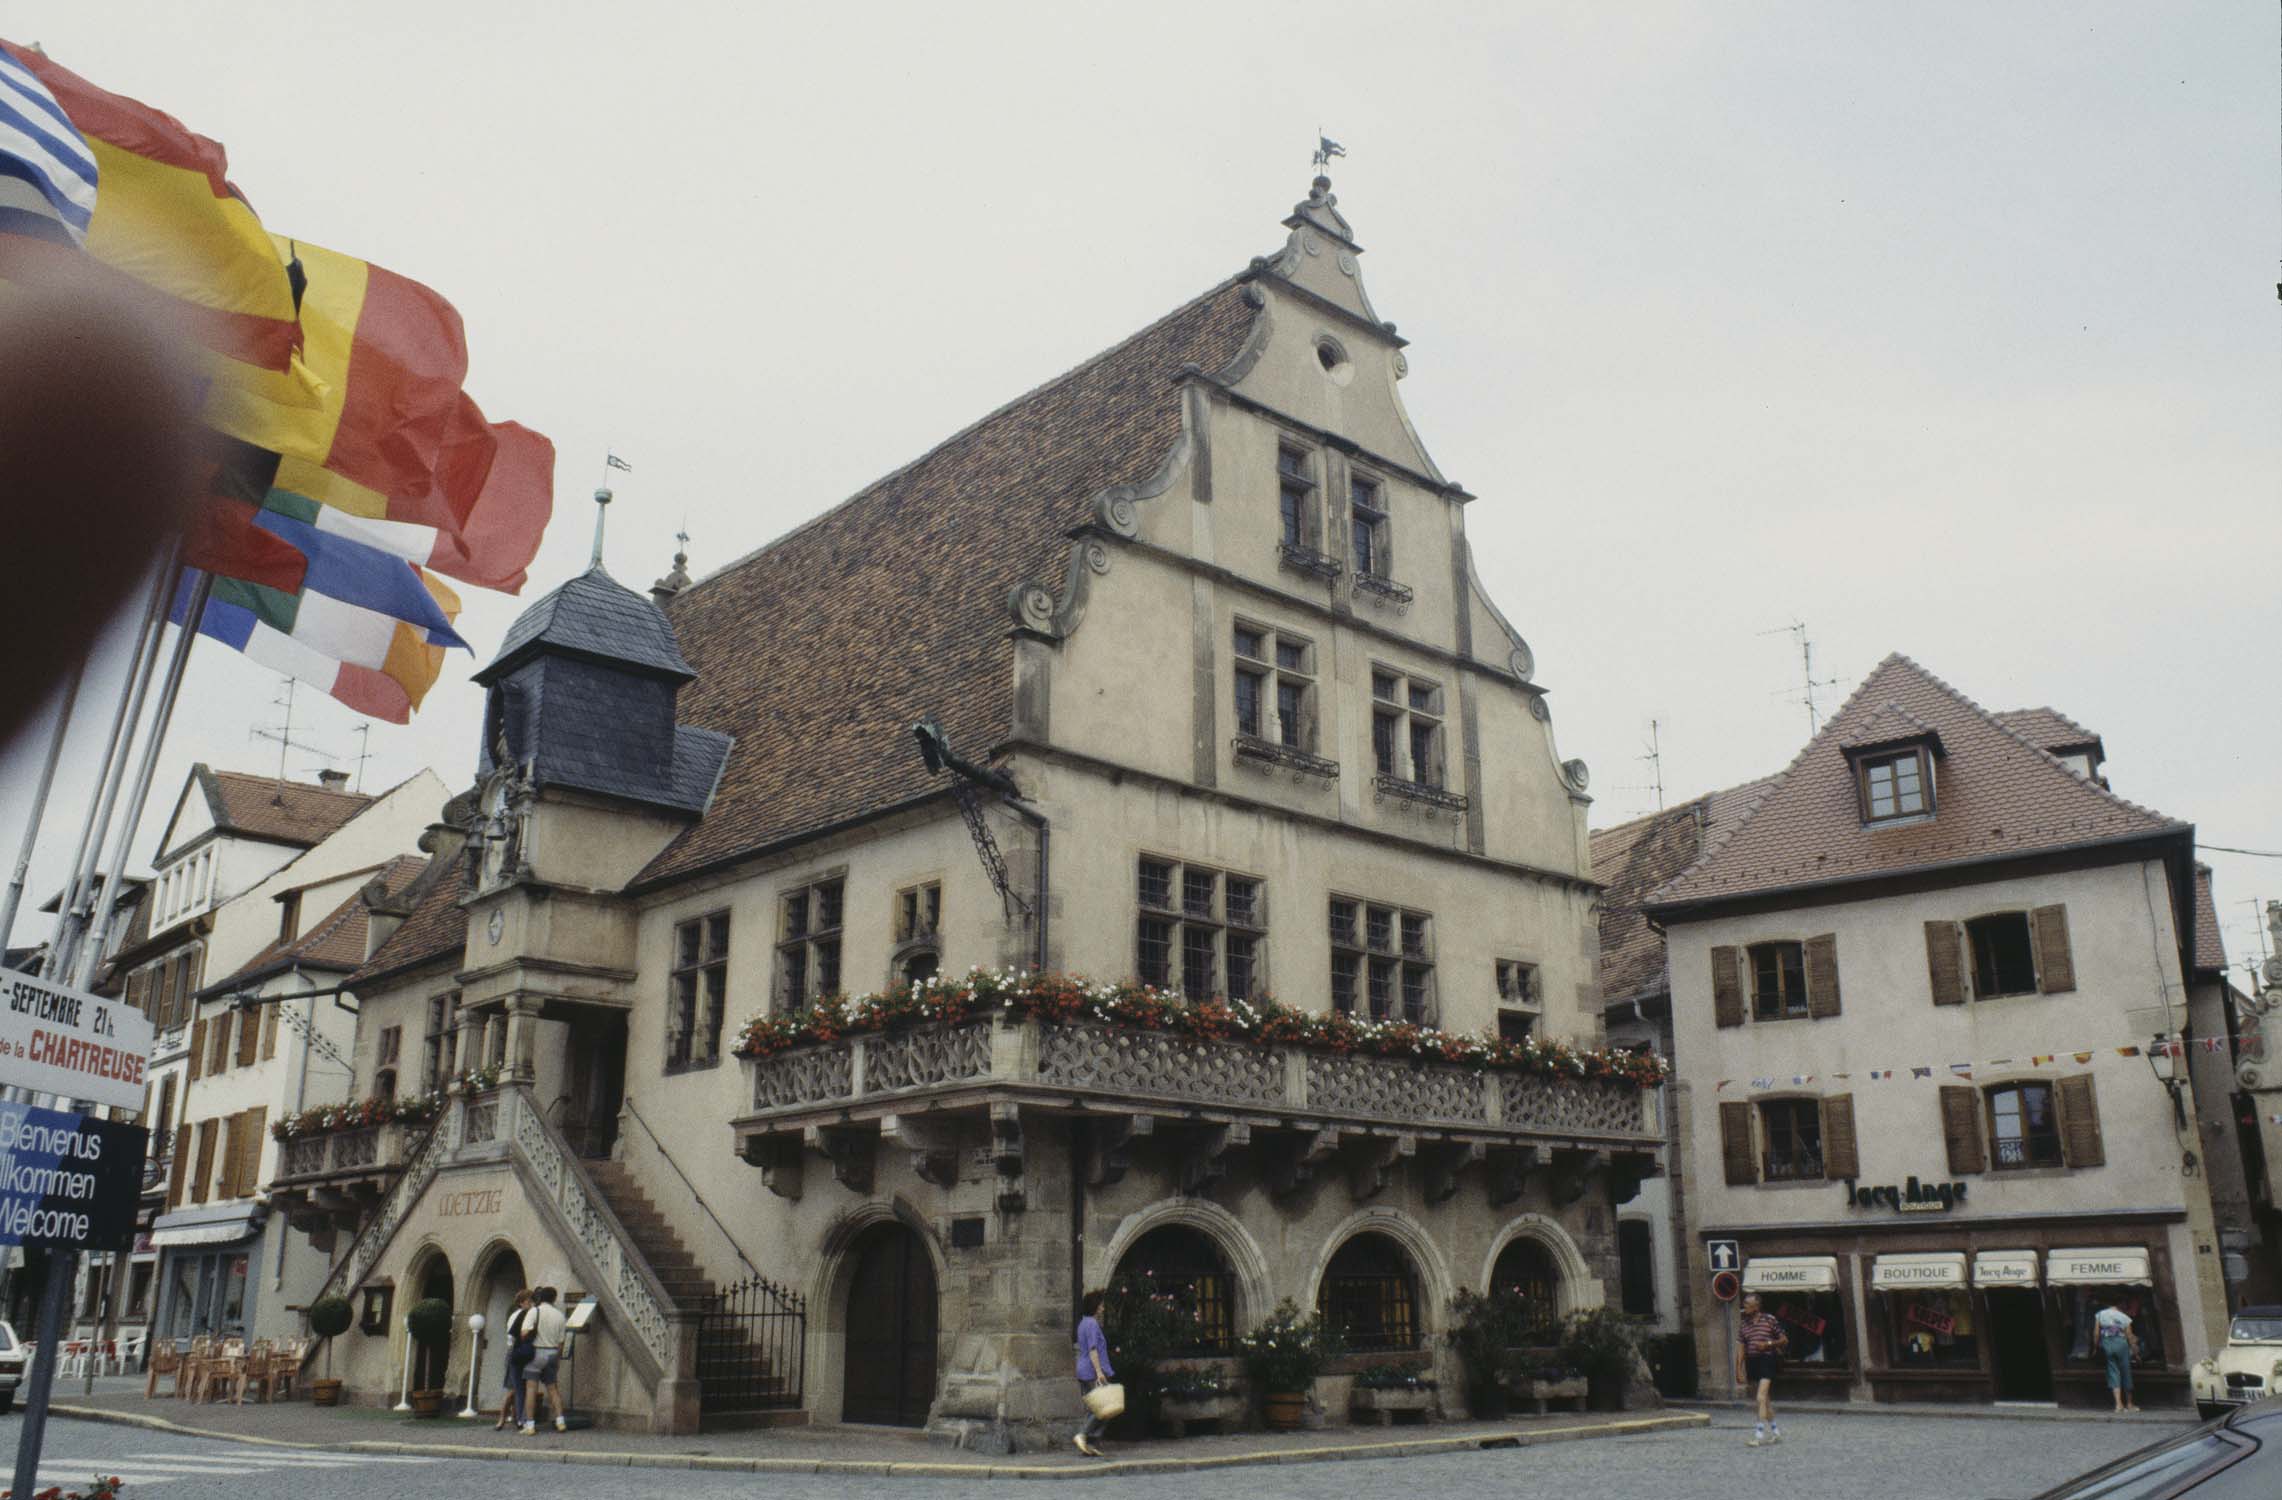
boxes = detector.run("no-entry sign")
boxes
[0,1101,144,1251]
[0,970,153,1112]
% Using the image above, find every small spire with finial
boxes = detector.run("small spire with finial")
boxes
[1312,130,1346,176]
[652,523,693,602]
[592,452,633,569]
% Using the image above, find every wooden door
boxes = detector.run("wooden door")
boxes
[841,1225,938,1426]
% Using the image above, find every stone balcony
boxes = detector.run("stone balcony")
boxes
[269,1118,430,1234]
[731,1018,1660,1209]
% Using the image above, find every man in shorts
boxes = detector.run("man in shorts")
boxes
[520,1285,570,1434]
[1735,1292,1789,1447]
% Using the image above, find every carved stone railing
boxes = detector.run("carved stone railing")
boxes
[463,1092,500,1145]
[282,1135,329,1178]
[272,1119,424,1190]
[739,1018,1656,1147]
[507,1088,674,1370]
[318,1113,450,1301]
[332,1126,381,1171]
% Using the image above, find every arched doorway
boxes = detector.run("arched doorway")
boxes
[411,1251,455,1391]
[841,1223,937,1427]
[1318,1232,1422,1353]
[1490,1236,1562,1343]
[1113,1226,1237,1354]
[475,1246,527,1374]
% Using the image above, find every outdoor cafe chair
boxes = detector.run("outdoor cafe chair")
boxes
[143,1340,181,1399]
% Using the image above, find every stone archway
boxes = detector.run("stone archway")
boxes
[1479,1214,1601,1328]
[469,1239,527,1411]
[1097,1199,1272,1349]
[811,1201,949,1432]
[1306,1207,1457,1345]
[405,1244,455,1392]
[838,1221,938,1427]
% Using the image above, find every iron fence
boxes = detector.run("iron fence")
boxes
[697,1273,806,1420]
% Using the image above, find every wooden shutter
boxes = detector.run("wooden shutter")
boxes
[1805,934,1842,1019]
[191,1121,216,1204]
[236,1007,260,1067]
[208,1013,229,1074]
[188,1018,207,1081]
[1711,946,1745,1029]
[218,1113,244,1199]
[1939,1085,1985,1175]
[1925,921,1965,1006]
[241,1107,269,1194]
[167,1128,191,1208]
[2057,1074,2105,1168]
[2032,905,2076,993]
[1720,1101,1757,1185]
[1821,1094,1860,1179]
[261,1004,279,1061]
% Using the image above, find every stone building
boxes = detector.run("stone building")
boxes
[1651,655,2231,1408]
[280,176,1663,1442]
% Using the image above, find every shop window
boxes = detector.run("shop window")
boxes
[1319,1232,1422,1352]
[2064,1287,2165,1367]
[1967,913,2038,998]
[1749,942,1808,1021]
[1136,857,1266,997]
[668,910,731,1071]
[1490,1237,1563,1342]
[1886,1289,1978,1368]
[1114,1226,1237,1355]
[1987,1083,2063,1170]
[126,1262,153,1319]
[776,876,845,1007]
[1763,1293,1848,1365]
[1758,1097,1824,1181]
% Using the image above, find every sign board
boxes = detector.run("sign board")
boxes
[1710,1269,1740,1303]
[0,971,153,1112]
[1706,1238,1740,1274]
[0,1102,145,1251]
[565,1295,600,1332]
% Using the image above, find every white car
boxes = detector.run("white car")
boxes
[0,1321,23,1413]
[2192,1305,2282,1418]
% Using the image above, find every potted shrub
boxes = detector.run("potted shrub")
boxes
[1100,1275,1208,1434]
[1239,1300,1336,1430]
[1560,1306,1644,1411]
[306,1295,354,1406]
[1446,1286,1533,1420]
[404,1297,454,1418]
[1153,1364,1243,1438]
[1350,1359,1438,1425]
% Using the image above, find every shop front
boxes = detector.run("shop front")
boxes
[149,1205,266,1346]
[1739,1255,1855,1402]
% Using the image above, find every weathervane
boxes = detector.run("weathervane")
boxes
[1312,132,1346,173]
[592,451,632,567]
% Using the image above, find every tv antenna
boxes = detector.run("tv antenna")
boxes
[349,723,375,793]
[1760,620,1841,735]
[251,679,334,800]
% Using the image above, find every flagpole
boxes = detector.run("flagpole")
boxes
[72,570,211,991]
[42,544,179,984]
[0,663,83,967]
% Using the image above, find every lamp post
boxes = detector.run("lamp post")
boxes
[2147,1033,2187,1130]
[459,1313,486,1418]
[393,1313,415,1412]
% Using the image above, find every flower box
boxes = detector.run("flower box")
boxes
[1349,1385,1437,1425]
[1158,1391,1247,1437]
[1507,1375,1588,1414]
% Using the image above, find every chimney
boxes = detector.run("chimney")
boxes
[318,769,350,791]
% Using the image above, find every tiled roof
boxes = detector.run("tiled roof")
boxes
[210,855,431,990]
[1994,707,2103,753]
[348,856,467,987]
[633,277,1263,887]
[1836,703,1939,752]
[196,767,373,850]
[480,566,694,683]
[2192,864,2225,975]
[1648,654,2187,910]
[1593,781,1773,1008]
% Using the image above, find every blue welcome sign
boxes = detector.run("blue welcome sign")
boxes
[0,1101,144,1250]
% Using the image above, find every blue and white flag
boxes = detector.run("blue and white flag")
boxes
[0,47,96,245]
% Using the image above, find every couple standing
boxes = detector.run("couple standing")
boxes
[493,1286,571,1434]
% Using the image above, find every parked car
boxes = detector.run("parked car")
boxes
[2028,1398,2280,1499]
[0,1320,22,1413]
[2192,1307,2282,1418]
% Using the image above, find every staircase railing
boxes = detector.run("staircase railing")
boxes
[621,1097,761,1283]
[317,1110,450,1301]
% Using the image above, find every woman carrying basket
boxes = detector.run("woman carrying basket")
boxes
[1074,1289,1116,1458]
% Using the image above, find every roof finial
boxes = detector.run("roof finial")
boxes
[652,521,693,601]
[592,452,632,570]
[1312,130,1346,182]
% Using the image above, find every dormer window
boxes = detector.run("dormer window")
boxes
[1856,746,1932,824]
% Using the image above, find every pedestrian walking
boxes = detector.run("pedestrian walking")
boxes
[520,1285,570,1434]
[1734,1292,1789,1447]
[2096,1298,2141,1414]
[493,1289,535,1431]
[1073,1288,1115,1458]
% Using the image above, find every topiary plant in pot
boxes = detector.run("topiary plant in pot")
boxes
[1560,1306,1645,1411]
[306,1294,354,1405]
[1446,1287,1533,1419]
[404,1297,453,1416]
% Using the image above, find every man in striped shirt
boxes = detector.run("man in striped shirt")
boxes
[1734,1293,1789,1447]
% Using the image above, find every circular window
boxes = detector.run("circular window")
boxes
[1315,337,1354,386]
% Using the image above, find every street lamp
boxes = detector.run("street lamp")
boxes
[2147,1033,2186,1130]
[459,1312,487,1418]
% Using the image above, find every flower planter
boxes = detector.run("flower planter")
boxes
[408,1389,444,1418]
[1507,1376,1587,1415]
[1261,1391,1308,1430]
[1349,1385,1436,1426]
[310,1378,343,1407]
[1158,1391,1246,1438]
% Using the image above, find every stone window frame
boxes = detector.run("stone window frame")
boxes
[1232,619,1321,755]
[1348,468,1392,580]
[775,871,847,1010]
[422,989,460,1092]
[1328,895,1435,1024]
[1135,855,1267,999]
[1276,441,1319,551]
[667,908,732,1073]
[1495,957,1540,1041]
[891,879,943,988]
[1369,664,1448,790]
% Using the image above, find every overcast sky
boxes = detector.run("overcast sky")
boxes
[5,1,2276,981]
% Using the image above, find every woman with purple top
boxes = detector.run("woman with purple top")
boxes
[1074,1288,1114,1458]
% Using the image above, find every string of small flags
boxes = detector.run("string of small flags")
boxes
[1714,1036,2261,1093]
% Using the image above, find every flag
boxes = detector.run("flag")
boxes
[0,47,96,245]
[2073,1051,2093,1064]
[1949,1064,1973,1080]
[1868,1069,1891,1081]
[172,562,460,722]
[2116,1045,2141,1059]
[1910,1066,1933,1079]
[604,453,632,472]
[2031,1054,2053,1066]
[184,439,306,594]
[0,40,329,455]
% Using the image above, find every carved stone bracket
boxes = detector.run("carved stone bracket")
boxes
[1422,1140,1485,1206]
[1607,1149,1661,1207]
[746,1136,804,1202]
[1007,537,1113,642]
[882,1114,961,1189]
[1487,1145,1538,1208]
[804,1124,876,1195]
[1088,1113,1154,1188]
[1270,1127,1343,1198]
[1179,1121,1251,1196]
[1548,1147,1605,1207]
[990,1103,1026,1213]
[1348,1133,1415,1201]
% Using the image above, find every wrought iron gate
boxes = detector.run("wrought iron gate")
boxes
[696,1273,807,1422]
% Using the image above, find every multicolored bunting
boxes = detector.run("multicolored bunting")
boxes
[0,47,95,245]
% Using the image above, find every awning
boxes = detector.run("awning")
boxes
[1742,1256,1840,1293]
[148,1204,265,1249]
[2046,1248,2152,1287]
[1871,1253,1968,1290]
[1974,1251,2040,1287]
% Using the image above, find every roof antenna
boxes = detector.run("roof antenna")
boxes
[1640,719,1665,810]
[593,452,632,568]
[250,678,332,803]
[350,722,373,794]
[1759,620,1841,735]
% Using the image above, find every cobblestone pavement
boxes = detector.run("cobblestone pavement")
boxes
[0,1408,2188,1499]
